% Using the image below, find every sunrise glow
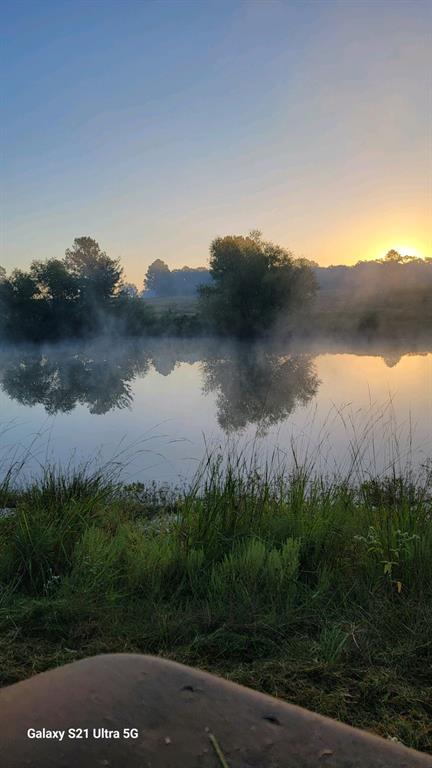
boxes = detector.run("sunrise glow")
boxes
[392,246,423,259]
[372,246,424,261]
[2,1,430,279]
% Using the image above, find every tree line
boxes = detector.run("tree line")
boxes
[143,260,211,297]
[0,237,152,342]
[0,232,317,342]
[1,234,430,343]
[144,248,432,299]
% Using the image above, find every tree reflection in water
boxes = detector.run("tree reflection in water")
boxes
[201,345,319,433]
[0,339,320,432]
[0,342,151,415]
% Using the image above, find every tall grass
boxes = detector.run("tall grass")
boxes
[0,450,431,750]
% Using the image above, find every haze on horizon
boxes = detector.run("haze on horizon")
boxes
[2,0,431,284]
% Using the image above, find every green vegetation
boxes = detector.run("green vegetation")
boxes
[0,237,201,342]
[0,457,431,752]
[198,231,316,337]
[0,232,317,342]
[300,286,432,338]
[144,294,200,316]
[1,236,431,342]
[145,286,432,338]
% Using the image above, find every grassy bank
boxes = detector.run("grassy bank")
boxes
[0,458,431,752]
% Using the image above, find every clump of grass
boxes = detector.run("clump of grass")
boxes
[0,452,431,751]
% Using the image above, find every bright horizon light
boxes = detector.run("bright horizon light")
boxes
[377,245,424,260]
[2,0,430,283]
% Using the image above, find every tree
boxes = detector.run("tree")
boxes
[65,237,123,303]
[112,292,157,336]
[29,259,81,337]
[384,249,403,263]
[121,282,139,297]
[0,239,163,342]
[169,266,211,296]
[0,267,10,338]
[63,237,123,333]
[30,259,78,302]
[3,269,47,341]
[199,232,317,337]
[143,259,172,296]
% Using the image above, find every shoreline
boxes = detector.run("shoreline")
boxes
[1,461,431,752]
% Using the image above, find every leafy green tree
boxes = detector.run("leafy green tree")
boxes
[30,259,80,336]
[112,293,157,336]
[30,259,78,302]
[0,267,11,337]
[65,236,123,301]
[63,237,123,332]
[384,249,403,263]
[0,268,49,341]
[199,232,317,337]
[381,249,425,265]
[121,282,139,297]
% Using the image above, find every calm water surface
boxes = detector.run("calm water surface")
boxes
[0,338,431,485]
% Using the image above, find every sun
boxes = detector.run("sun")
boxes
[393,245,422,258]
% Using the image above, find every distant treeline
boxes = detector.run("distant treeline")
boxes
[142,260,211,297]
[143,250,432,299]
[1,236,430,343]
[315,258,432,297]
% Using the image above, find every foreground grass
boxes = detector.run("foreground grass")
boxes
[0,459,431,752]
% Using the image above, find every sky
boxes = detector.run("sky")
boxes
[1,0,431,284]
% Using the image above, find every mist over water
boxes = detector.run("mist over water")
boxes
[0,337,430,485]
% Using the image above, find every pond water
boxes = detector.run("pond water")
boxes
[0,337,431,486]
